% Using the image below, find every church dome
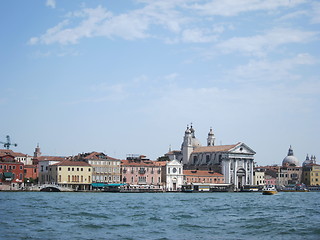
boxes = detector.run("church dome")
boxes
[302,154,312,167]
[191,137,202,148]
[282,146,299,166]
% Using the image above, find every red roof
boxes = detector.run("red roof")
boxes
[184,170,223,177]
[121,159,163,167]
[192,143,239,153]
[36,156,66,161]
[53,160,91,167]
[0,149,29,157]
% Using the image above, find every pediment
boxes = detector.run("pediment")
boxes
[229,143,256,155]
[167,159,182,166]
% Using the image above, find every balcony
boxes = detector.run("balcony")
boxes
[138,169,146,174]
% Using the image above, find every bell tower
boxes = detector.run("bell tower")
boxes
[207,127,215,146]
[182,126,193,165]
[34,143,41,158]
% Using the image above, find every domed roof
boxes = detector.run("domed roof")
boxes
[282,146,299,166]
[302,154,312,167]
[191,137,202,148]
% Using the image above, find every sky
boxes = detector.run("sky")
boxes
[0,0,319,166]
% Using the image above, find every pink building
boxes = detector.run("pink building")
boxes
[121,155,166,187]
[265,173,277,185]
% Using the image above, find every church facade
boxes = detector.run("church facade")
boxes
[165,125,256,191]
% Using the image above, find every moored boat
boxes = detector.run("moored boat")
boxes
[262,185,278,195]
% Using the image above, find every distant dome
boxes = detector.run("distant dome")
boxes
[302,154,312,167]
[191,137,202,148]
[282,146,299,166]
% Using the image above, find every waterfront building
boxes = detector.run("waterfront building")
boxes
[277,146,302,186]
[0,149,33,165]
[24,164,38,183]
[301,154,319,186]
[253,169,265,186]
[121,155,165,187]
[165,125,256,191]
[73,152,121,183]
[0,153,24,190]
[38,156,66,184]
[183,170,224,184]
[49,160,92,191]
[264,172,277,186]
[165,158,183,191]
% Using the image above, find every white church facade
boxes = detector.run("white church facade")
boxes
[165,125,256,191]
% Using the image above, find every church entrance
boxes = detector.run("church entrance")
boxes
[173,183,177,191]
[237,168,246,190]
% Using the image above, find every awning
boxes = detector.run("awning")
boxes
[4,172,13,181]
[91,183,108,187]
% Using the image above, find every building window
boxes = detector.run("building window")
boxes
[68,168,70,171]
[72,168,74,171]
[59,167,61,171]
[20,166,23,170]
[77,168,79,171]
[13,166,16,170]
[81,168,83,171]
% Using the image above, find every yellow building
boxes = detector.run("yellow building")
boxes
[50,160,92,191]
[302,164,320,186]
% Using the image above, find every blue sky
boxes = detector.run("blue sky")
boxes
[1,0,319,166]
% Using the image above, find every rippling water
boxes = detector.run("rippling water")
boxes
[1,192,319,240]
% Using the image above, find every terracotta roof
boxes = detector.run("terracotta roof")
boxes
[154,161,167,166]
[192,143,239,153]
[166,150,181,155]
[184,170,223,177]
[74,151,120,161]
[0,149,29,157]
[36,156,66,161]
[53,160,91,167]
[121,159,162,167]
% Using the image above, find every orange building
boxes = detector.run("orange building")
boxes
[184,170,224,184]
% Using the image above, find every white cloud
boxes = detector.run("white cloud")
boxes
[311,2,320,24]
[182,28,218,43]
[191,0,306,16]
[217,28,318,56]
[226,53,316,83]
[46,0,56,9]
[29,3,187,45]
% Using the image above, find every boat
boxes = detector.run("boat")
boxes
[280,184,309,192]
[262,185,278,195]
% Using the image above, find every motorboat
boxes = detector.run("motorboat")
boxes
[262,185,278,195]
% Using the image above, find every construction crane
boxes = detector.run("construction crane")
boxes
[0,135,18,149]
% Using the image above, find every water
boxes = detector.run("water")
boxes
[1,192,319,240]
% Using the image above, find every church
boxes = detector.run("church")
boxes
[165,125,256,191]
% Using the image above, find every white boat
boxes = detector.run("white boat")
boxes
[262,185,278,195]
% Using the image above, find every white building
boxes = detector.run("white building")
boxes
[165,125,256,191]
[165,158,183,191]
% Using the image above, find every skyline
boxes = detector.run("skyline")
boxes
[1,0,319,166]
